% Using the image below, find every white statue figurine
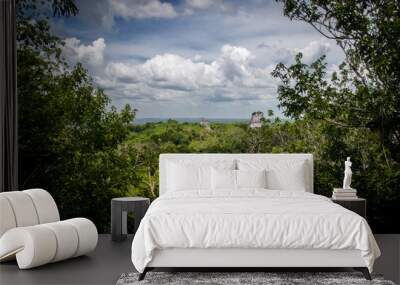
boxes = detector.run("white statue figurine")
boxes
[343,157,352,189]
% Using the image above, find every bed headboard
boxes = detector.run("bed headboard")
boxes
[159,153,313,196]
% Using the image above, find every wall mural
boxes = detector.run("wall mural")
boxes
[17,0,399,233]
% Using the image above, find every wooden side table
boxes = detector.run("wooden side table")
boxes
[111,197,150,242]
[331,197,366,219]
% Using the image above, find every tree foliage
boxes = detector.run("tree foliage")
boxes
[275,0,400,161]
[127,118,400,233]
[269,0,400,232]
[17,0,135,232]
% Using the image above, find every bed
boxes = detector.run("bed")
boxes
[131,154,380,280]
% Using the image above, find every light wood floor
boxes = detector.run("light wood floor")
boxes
[0,234,399,285]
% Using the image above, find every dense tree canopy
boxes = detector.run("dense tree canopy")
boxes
[17,0,136,232]
[270,0,400,232]
[128,118,400,233]
[275,0,400,161]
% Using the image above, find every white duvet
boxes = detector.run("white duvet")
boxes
[131,190,380,273]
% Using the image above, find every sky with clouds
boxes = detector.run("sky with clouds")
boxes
[54,0,344,119]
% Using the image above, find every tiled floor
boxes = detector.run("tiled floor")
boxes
[0,234,399,285]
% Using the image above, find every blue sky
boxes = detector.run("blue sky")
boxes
[54,0,344,119]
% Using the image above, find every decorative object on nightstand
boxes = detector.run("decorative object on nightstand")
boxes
[332,188,358,199]
[331,197,367,219]
[332,157,366,218]
[111,197,150,242]
[332,157,358,200]
[343,156,353,189]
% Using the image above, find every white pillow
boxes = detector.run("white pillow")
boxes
[237,159,308,191]
[167,162,211,191]
[211,168,236,190]
[236,169,267,189]
[166,159,236,192]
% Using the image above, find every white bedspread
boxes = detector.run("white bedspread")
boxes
[131,190,380,272]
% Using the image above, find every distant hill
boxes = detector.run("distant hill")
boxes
[133,117,249,125]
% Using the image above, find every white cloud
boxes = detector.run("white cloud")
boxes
[183,0,239,15]
[295,40,330,63]
[103,44,275,99]
[185,0,214,10]
[55,1,345,118]
[258,40,331,65]
[193,54,203,61]
[72,0,241,29]
[63,37,106,67]
[105,53,222,91]
[217,45,254,83]
[111,0,178,20]
[61,38,334,106]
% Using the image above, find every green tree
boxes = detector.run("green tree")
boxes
[271,0,400,232]
[275,0,400,161]
[17,0,136,232]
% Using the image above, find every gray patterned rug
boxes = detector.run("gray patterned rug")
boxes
[116,272,396,285]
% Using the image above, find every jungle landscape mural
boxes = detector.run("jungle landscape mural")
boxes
[17,0,400,233]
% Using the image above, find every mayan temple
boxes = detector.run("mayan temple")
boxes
[200,118,211,130]
[249,111,264,128]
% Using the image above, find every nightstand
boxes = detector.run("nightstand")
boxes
[111,197,150,241]
[331,197,366,219]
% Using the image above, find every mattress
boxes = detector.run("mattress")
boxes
[131,190,380,273]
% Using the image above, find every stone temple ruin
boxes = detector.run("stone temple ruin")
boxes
[249,111,264,128]
[200,118,211,130]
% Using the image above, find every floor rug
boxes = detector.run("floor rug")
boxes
[116,271,396,285]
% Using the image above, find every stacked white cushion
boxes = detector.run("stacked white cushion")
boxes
[24,188,60,223]
[237,158,309,191]
[166,159,235,192]
[42,221,79,262]
[1,191,39,227]
[211,168,236,190]
[159,154,314,195]
[236,169,267,188]
[65,218,98,257]
[167,163,211,191]
[0,196,17,237]
[0,189,98,269]
[0,226,57,268]
[211,169,268,190]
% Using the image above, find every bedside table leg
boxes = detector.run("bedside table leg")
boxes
[138,268,148,281]
[111,202,127,241]
[354,267,371,280]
